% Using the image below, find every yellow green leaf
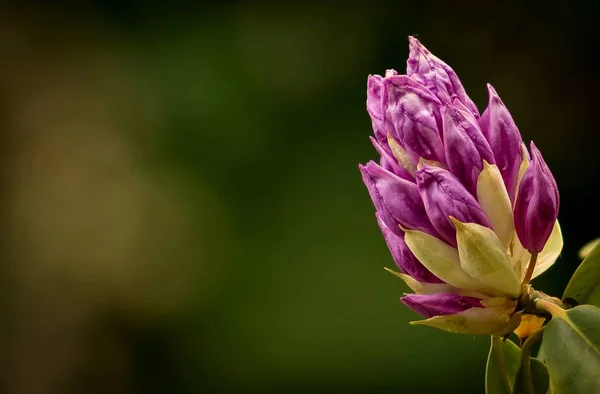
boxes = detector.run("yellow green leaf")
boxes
[410,300,519,335]
[451,218,521,297]
[477,161,515,249]
[403,228,489,292]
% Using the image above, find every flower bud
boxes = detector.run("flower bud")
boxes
[401,293,483,318]
[366,74,386,146]
[479,84,523,202]
[442,103,495,194]
[376,214,441,283]
[415,165,490,246]
[382,75,446,165]
[360,37,563,335]
[370,137,413,181]
[514,142,560,253]
[409,297,521,336]
[406,36,479,118]
[360,161,436,236]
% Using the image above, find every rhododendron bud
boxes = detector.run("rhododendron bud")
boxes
[479,84,523,202]
[514,142,560,253]
[360,161,436,236]
[415,165,490,246]
[359,37,563,335]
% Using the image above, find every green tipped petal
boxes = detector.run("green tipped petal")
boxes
[403,228,489,292]
[531,220,563,280]
[409,298,520,335]
[451,218,521,297]
[477,161,514,249]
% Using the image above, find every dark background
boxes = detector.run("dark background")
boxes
[1,1,598,393]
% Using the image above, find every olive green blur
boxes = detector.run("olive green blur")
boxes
[1,2,598,393]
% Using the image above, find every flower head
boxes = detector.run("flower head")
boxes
[360,37,562,335]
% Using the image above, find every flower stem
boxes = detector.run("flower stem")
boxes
[534,297,566,318]
[492,336,512,394]
[522,253,538,285]
[516,328,545,394]
[521,326,544,354]
[518,286,566,318]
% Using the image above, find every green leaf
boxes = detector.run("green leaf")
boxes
[541,305,600,393]
[563,241,600,307]
[486,336,520,394]
[513,357,549,394]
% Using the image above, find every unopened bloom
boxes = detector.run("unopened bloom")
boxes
[360,37,562,335]
[513,142,560,253]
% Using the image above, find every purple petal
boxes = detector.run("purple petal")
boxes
[514,142,560,253]
[360,161,437,236]
[382,75,445,164]
[415,165,491,246]
[406,36,479,119]
[401,293,483,318]
[370,137,413,181]
[442,103,495,195]
[376,213,442,283]
[367,74,387,147]
[479,84,523,202]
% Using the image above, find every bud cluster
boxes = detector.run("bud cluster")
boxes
[360,37,562,334]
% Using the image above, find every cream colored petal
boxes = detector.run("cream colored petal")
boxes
[477,161,515,249]
[578,237,600,259]
[480,296,517,308]
[416,157,447,170]
[403,229,489,292]
[384,268,454,294]
[513,143,530,206]
[410,299,520,335]
[383,267,487,297]
[508,230,531,279]
[451,218,521,298]
[387,134,415,176]
[531,220,563,280]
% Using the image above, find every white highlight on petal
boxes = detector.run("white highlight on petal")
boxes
[403,228,491,293]
[451,218,521,298]
[385,69,397,78]
[477,161,515,249]
[387,134,416,176]
[531,220,563,280]
[409,298,519,335]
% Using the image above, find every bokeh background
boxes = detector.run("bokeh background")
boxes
[1,1,599,393]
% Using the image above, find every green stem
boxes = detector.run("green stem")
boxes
[534,297,566,318]
[518,286,567,318]
[514,328,545,394]
[493,336,513,394]
[521,327,544,354]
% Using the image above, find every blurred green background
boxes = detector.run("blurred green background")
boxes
[1,1,599,393]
